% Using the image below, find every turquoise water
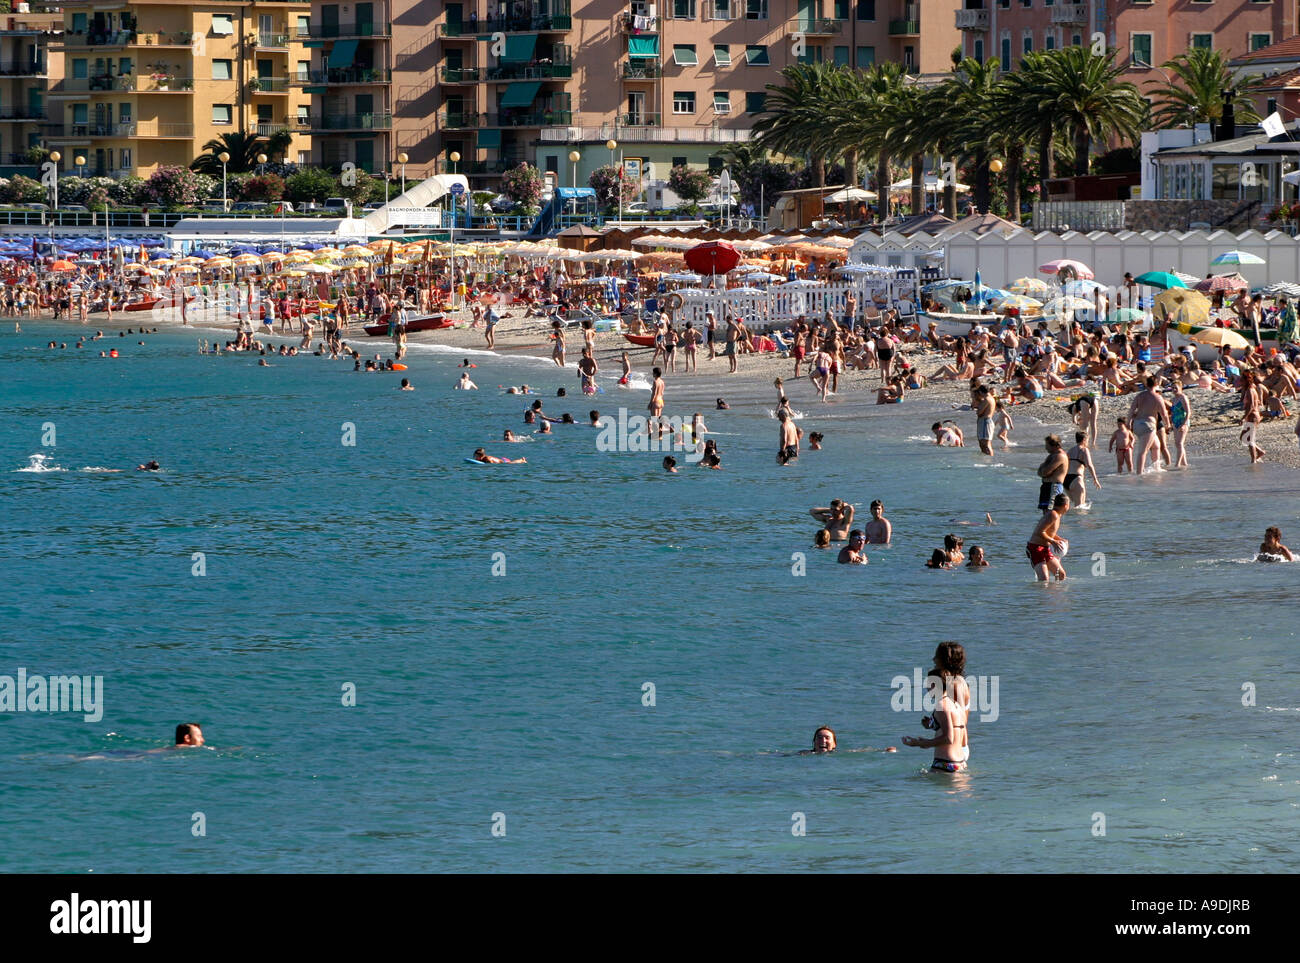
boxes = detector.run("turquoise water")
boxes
[2,323,1298,872]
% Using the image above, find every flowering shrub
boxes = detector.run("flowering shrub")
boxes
[0,173,45,203]
[668,164,711,203]
[144,165,203,208]
[588,164,638,209]
[240,173,285,201]
[500,163,544,207]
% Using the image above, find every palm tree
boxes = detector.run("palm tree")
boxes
[879,81,938,215]
[753,62,847,188]
[838,62,907,218]
[1006,52,1062,203]
[190,130,267,175]
[946,57,1003,213]
[1040,45,1147,177]
[1151,48,1263,129]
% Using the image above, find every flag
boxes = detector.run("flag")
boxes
[1261,112,1286,139]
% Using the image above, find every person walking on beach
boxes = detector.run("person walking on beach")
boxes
[1064,432,1101,509]
[724,315,741,374]
[1241,369,1266,464]
[1127,377,1169,474]
[551,319,566,367]
[1036,435,1068,512]
[1027,494,1069,581]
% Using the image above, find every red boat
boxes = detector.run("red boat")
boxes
[363,314,454,337]
[623,333,656,347]
[124,295,194,312]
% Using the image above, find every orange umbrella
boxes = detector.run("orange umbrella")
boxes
[50,260,78,271]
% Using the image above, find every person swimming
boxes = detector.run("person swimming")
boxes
[471,447,525,464]
[137,460,161,471]
[1258,526,1294,561]
[663,456,678,473]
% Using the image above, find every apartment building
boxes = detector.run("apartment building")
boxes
[302,0,960,189]
[956,0,1293,90]
[46,0,315,178]
[0,6,62,176]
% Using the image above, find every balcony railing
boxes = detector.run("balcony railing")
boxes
[439,66,482,83]
[540,122,753,143]
[954,8,989,29]
[439,111,482,129]
[888,19,920,35]
[482,109,572,127]
[296,67,391,85]
[256,120,290,137]
[620,11,659,32]
[46,121,195,138]
[61,30,199,48]
[0,61,46,76]
[56,75,197,93]
[250,77,290,93]
[257,32,291,47]
[619,112,661,126]
[787,17,844,35]
[301,112,393,130]
[0,107,46,120]
[1050,3,1088,23]
[472,14,573,33]
[485,61,572,81]
[622,60,661,79]
[296,22,391,39]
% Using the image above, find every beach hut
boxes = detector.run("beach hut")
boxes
[556,224,603,253]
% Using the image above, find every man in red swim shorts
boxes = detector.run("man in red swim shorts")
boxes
[1026,493,1069,581]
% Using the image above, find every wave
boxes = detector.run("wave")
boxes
[15,453,64,473]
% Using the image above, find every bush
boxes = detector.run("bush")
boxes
[500,163,544,207]
[144,165,203,208]
[588,164,638,210]
[0,173,45,203]
[668,164,710,203]
[736,160,796,210]
[240,173,285,202]
[58,176,117,205]
[285,167,337,204]
[339,169,376,206]
[86,186,111,211]
[110,175,147,206]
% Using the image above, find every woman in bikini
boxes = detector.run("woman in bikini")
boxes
[902,642,970,773]
[551,319,566,367]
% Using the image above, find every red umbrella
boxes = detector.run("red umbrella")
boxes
[49,259,78,272]
[685,240,741,276]
[1196,273,1248,293]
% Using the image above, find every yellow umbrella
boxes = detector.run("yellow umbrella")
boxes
[1188,325,1249,348]
[342,245,374,256]
[994,294,1044,314]
[170,264,199,274]
[202,256,233,269]
[367,239,398,251]
[179,256,205,265]
[150,257,175,266]
[231,254,261,266]
[1008,277,1050,297]
[288,249,317,258]
[123,262,151,272]
[277,269,307,278]
[1154,288,1211,325]
[282,253,312,265]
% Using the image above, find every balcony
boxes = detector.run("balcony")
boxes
[46,121,194,138]
[620,11,659,32]
[249,77,291,94]
[622,60,661,79]
[295,67,391,85]
[0,61,46,77]
[888,18,920,35]
[954,8,989,30]
[439,111,481,129]
[297,22,391,39]
[486,61,572,81]
[58,75,196,94]
[257,32,291,48]
[439,66,481,83]
[786,18,844,35]
[0,107,45,121]
[256,120,290,137]
[620,112,661,126]
[301,112,393,131]
[473,14,573,33]
[60,30,198,49]
[1051,3,1088,24]
[482,109,572,127]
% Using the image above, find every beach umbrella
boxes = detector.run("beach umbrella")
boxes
[1153,288,1210,325]
[1196,274,1248,293]
[231,254,261,266]
[1189,326,1249,348]
[993,294,1044,313]
[663,271,704,283]
[1061,278,1105,297]
[288,249,317,258]
[123,262,152,272]
[49,259,78,271]
[1210,250,1266,266]
[1040,296,1095,317]
[1008,277,1050,297]
[302,263,336,275]
[684,240,742,276]
[170,264,199,274]
[342,245,374,256]
[1133,271,1187,290]
[202,256,232,268]
[1039,258,1094,280]
[740,270,786,281]
[1105,307,1146,325]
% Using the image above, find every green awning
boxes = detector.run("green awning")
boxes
[672,44,697,66]
[477,128,502,149]
[499,80,540,109]
[502,34,537,64]
[628,36,659,59]
[328,38,359,68]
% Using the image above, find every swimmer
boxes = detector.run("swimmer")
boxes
[459,359,477,368]
[814,529,831,549]
[503,430,527,442]
[808,432,824,450]
[1108,417,1134,473]
[809,726,836,753]
[837,530,868,564]
[471,447,526,464]
[589,410,601,427]
[1259,526,1295,561]
[810,499,854,541]
[536,421,552,435]
[966,545,989,568]
[716,397,730,410]
[663,455,678,473]
[136,460,161,472]
[400,378,413,390]
[864,500,892,544]
[258,358,270,366]
[932,421,964,447]
[175,722,204,747]
[1027,493,1069,581]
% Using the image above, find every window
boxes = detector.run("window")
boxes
[298,151,310,165]
[833,45,849,65]
[1000,36,1011,71]
[1250,33,1272,51]
[997,0,1009,7]
[1191,34,1212,50]
[856,45,874,67]
[1045,33,1054,50]
[297,105,309,122]
[745,44,769,65]
[714,91,730,113]
[673,90,695,113]
[213,103,232,124]
[72,58,88,79]
[673,44,698,66]
[119,102,131,123]
[746,0,768,17]
[211,13,234,35]
[120,148,132,169]
[1023,33,1032,55]
[798,45,824,64]
[1267,97,1278,115]
[746,91,766,112]
[714,44,731,66]
[856,0,875,19]
[835,0,850,17]
[73,103,87,125]
[673,0,696,17]
[1021,0,1031,6]
[1071,33,1081,46]
[1130,33,1152,66]
[72,12,88,32]
[212,59,232,80]
[902,45,914,69]
[297,60,311,80]
[709,0,732,18]
[672,156,687,168]
[297,15,310,33]
[973,38,984,63]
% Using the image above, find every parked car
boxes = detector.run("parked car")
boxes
[201,199,230,213]
[362,201,384,211]
[623,201,650,215]
[60,204,90,214]
[20,202,49,211]
[230,201,266,213]
[488,194,514,213]
[322,197,350,214]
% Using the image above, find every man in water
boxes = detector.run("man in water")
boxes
[456,371,477,390]
[137,460,161,472]
[837,530,868,564]
[648,366,665,438]
[1064,431,1102,509]
[1127,376,1169,474]
[1026,493,1069,581]
[809,499,854,541]
[175,722,204,747]
[974,385,996,456]
[864,500,892,544]
[577,346,599,395]
[1035,435,1067,512]
[777,409,799,465]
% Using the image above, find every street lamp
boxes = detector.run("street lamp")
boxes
[48,150,60,210]
[256,152,267,176]
[75,155,86,178]
[449,151,461,310]
[397,151,408,197]
[218,151,231,211]
[606,139,617,167]
[449,150,460,174]
[568,149,580,189]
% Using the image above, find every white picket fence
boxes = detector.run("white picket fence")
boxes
[674,278,920,330]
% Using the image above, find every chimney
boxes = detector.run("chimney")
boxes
[1218,89,1236,141]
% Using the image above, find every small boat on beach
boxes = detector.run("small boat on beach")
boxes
[362,314,453,337]
[124,295,194,312]
[922,312,1009,340]
[623,333,656,347]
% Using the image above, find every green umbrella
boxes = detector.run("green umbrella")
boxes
[1106,307,1145,325]
[1133,271,1187,290]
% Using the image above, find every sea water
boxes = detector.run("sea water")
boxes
[1,324,1298,873]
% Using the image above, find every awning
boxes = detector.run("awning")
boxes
[499,80,540,109]
[477,128,502,149]
[628,36,659,59]
[502,34,537,64]
[328,38,359,68]
[672,45,697,66]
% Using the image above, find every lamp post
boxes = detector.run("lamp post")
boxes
[449,151,460,311]
[606,139,619,221]
[218,151,230,211]
[568,149,580,189]
[397,151,408,197]
[75,155,86,178]
[606,138,616,167]
[256,152,267,176]
[48,150,60,211]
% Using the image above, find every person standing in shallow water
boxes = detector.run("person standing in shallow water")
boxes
[901,642,970,773]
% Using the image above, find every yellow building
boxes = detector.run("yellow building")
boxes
[47,0,314,177]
